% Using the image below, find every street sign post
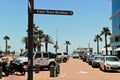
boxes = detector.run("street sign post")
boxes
[28,1,73,80]
[34,9,73,15]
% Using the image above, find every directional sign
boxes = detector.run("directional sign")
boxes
[34,9,73,15]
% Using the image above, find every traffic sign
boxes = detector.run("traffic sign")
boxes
[34,9,73,15]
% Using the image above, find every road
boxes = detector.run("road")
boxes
[2,57,120,80]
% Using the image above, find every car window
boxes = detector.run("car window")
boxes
[43,53,49,58]
[63,52,68,55]
[57,53,62,55]
[95,57,103,60]
[21,52,28,57]
[106,57,120,62]
[35,53,41,58]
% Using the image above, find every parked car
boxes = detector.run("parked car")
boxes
[62,52,69,62]
[82,52,90,62]
[56,53,63,63]
[88,54,97,65]
[72,52,79,58]
[91,55,103,68]
[100,56,120,71]
[11,51,58,70]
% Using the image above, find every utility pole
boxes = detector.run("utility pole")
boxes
[28,0,34,80]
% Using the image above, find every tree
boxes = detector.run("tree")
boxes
[26,23,39,52]
[44,34,54,52]
[54,41,59,53]
[101,27,111,55]
[65,41,71,53]
[3,35,10,54]
[37,29,44,52]
[22,36,28,50]
[94,34,102,54]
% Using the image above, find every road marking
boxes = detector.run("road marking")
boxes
[62,73,67,77]
[77,71,88,74]
[58,72,67,78]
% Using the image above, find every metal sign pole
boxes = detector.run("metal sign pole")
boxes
[27,0,73,80]
[28,0,34,80]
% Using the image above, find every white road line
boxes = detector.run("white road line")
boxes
[77,71,88,74]
[59,72,67,78]
[62,73,67,77]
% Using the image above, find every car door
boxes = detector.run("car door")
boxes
[33,52,42,66]
[41,52,49,66]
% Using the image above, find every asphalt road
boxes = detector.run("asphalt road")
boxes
[2,57,120,80]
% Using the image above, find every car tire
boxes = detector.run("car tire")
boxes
[92,64,95,68]
[63,58,67,63]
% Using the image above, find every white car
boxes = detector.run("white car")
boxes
[100,56,120,71]
[72,53,79,58]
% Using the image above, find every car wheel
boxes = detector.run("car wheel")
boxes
[92,64,95,68]
[63,58,67,63]
[100,66,103,71]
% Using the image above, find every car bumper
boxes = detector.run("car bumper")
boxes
[105,66,120,71]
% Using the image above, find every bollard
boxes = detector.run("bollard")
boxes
[35,64,40,73]
[57,64,60,74]
[0,67,2,79]
[55,66,58,77]
[50,65,55,77]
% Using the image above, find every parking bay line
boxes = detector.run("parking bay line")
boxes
[77,71,88,74]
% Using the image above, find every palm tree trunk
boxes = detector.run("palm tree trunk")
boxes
[105,35,108,55]
[66,44,68,53]
[97,40,99,54]
[45,43,48,52]
[25,42,28,49]
[5,40,7,54]
[39,39,41,52]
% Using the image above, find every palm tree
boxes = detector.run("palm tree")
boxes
[37,29,44,52]
[22,36,28,50]
[44,34,54,52]
[94,34,102,54]
[3,35,10,54]
[65,41,71,53]
[26,23,39,52]
[54,41,59,53]
[101,27,111,55]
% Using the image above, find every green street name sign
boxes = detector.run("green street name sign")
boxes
[34,9,73,15]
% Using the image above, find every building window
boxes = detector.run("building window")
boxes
[119,24,120,29]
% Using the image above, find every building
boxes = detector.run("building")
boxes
[110,0,120,56]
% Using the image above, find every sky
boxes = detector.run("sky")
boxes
[0,0,112,54]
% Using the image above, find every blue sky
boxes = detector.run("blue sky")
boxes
[0,0,112,54]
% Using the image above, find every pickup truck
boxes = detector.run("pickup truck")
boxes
[11,51,58,70]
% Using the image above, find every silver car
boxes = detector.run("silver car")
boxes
[91,55,103,68]
[100,56,120,71]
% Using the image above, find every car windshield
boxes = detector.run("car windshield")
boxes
[63,52,68,55]
[95,56,103,61]
[90,55,96,59]
[57,53,62,55]
[106,57,120,62]
[20,52,28,57]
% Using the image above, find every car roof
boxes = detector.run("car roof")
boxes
[103,55,117,57]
